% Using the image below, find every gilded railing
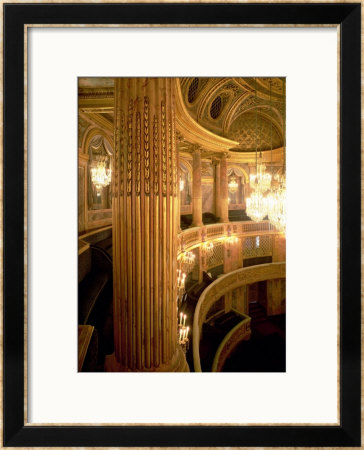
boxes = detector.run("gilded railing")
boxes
[178,220,276,254]
[211,315,251,372]
[192,262,286,372]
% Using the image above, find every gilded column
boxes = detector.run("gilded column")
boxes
[192,146,203,227]
[213,159,221,219]
[106,77,188,372]
[237,177,243,204]
[220,153,229,223]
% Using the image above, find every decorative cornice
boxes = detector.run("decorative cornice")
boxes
[228,147,284,164]
[78,88,114,99]
[78,88,114,112]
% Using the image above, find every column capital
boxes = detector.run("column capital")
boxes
[192,144,202,153]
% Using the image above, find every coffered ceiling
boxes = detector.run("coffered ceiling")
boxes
[179,77,285,152]
[78,77,285,154]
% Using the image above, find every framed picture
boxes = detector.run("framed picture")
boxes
[3,2,361,447]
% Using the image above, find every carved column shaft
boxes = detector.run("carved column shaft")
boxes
[214,160,221,218]
[109,77,187,372]
[220,154,229,223]
[237,177,243,204]
[192,147,203,227]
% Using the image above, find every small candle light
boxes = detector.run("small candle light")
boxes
[183,314,186,326]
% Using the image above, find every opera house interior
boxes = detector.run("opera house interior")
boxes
[78,77,286,372]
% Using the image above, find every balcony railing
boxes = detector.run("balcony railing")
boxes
[178,220,276,254]
[211,315,251,372]
[192,262,286,372]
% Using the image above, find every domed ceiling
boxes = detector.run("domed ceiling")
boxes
[179,77,285,152]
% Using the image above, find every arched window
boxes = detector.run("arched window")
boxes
[210,96,222,119]
[187,78,199,103]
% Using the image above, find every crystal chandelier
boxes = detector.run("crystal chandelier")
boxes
[228,171,239,193]
[249,79,272,195]
[249,154,271,194]
[90,158,112,191]
[266,78,286,235]
[266,179,286,233]
[246,78,271,222]
[246,191,268,222]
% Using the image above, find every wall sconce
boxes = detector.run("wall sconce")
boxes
[225,228,239,257]
[177,269,186,296]
[178,313,189,351]
[180,251,196,273]
[201,230,214,257]
[201,241,214,256]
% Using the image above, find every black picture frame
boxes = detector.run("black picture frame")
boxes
[3,3,361,447]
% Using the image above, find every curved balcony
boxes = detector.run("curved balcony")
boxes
[211,314,251,372]
[192,262,286,372]
[177,220,276,254]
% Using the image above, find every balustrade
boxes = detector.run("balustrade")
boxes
[177,221,282,276]
[211,315,251,372]
[192,262,286,371]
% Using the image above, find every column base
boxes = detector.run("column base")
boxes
[105,345,190,372]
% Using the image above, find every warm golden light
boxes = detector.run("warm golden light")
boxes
[201,241,214,256]
[266,177,286,234]
[90,159,112,191]
[246,191,268,222]
[228,174,239,194]
[180,251,196,273]
[249,154,272,195]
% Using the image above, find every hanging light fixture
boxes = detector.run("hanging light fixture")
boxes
[228,170,239,194]
[249,79,272,195]
[90,157,112,191]
[246,78,270,222]
[266,78,286,235]
[246,191,268,222]
[267,180,286,233]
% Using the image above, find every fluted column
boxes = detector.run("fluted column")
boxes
[213,159,221,219]
[192,146,203,227]
[237,177,243,204]
[106,77,188,372]
[220,153,229,223]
